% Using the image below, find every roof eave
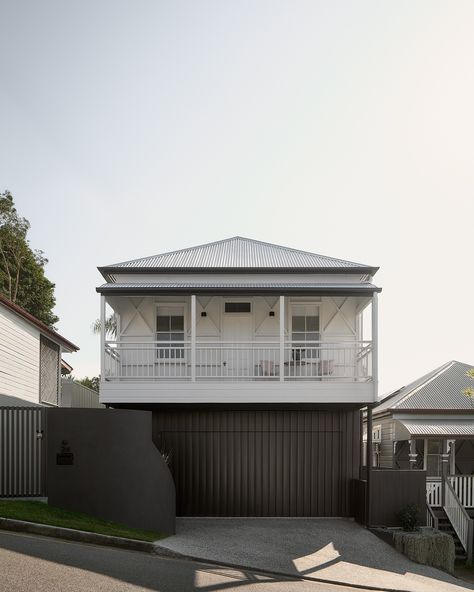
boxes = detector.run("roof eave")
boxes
[96,286,382,296]
[98,265,380,279]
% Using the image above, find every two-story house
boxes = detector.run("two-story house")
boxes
[97,237,381,517]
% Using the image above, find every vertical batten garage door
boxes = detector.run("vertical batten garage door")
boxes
[153,409,360,517]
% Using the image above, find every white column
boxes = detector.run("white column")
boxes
[100,295,106,382]
[279,295,285,382]
[191,295,196,382]
[371,293,378,401]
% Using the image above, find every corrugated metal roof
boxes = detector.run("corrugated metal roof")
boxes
[97,281,380,293]
[101,237,377,271]
[376,361,474,412]
[398,419,474,437]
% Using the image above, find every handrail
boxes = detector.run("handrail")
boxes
[444,477,474,563]
[105,340,372,345]
[426,503,439,530]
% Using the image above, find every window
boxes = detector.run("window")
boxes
[291,305,320,360]
[426,439,442,477]
[156,307,184,359]
[225,302,251,313]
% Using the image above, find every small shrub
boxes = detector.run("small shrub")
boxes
[397,504,420,532]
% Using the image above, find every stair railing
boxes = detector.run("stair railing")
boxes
[426,503,439,530]
[444,477,474,564]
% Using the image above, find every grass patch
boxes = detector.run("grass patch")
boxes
[0,500,165,542]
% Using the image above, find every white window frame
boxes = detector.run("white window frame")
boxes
[289,301,321,362]
[155,302,187,363]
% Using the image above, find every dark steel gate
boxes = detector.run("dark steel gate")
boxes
[154,408,360,517]
[0,407,46,497]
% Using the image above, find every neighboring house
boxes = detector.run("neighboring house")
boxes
[97,236,381,516]
[0,294,79,407]
[370,361,474,475]
[368,360,474,560]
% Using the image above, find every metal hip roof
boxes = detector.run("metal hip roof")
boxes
[99,236,378,273]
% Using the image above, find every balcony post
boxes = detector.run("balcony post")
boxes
[371,293,378,400]
[279,295,285,382]
[100,295,106,381]
[191,295,196,382]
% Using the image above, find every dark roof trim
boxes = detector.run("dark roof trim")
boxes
[0,294,79,352]
[97,286,381,296]
[373,408,474,417]
[98,266,379,277]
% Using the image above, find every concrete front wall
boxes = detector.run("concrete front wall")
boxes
[0,304,41,404]
[107,294,367,343]
[46,409,175,534]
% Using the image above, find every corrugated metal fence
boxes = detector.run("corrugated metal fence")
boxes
[0,407,45,497]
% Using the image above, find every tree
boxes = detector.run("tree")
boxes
[92,314,117,338]
[76,376,100,392]
[463,368,474,407]
[0,191,58,327]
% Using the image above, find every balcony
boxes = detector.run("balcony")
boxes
[104,340,372,382]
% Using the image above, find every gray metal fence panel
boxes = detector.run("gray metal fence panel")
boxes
[0,407,45,497]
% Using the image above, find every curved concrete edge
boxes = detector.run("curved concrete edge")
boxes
[0,517,154,553]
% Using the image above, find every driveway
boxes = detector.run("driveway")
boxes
[0,530,378,592]
[155,518,474,592]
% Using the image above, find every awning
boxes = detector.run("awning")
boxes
[96,281,381,296]
[398,419,474,438]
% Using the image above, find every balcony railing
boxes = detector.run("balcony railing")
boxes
[104,340,372,382]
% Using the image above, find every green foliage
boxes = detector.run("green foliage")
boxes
[0,500,164,541]
[0,191,58,327]
[75,376,100,392]
[463,369,474,406]
[92,313,117,338]
[397,504,420,532]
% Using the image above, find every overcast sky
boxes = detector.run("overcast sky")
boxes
[1,1,473,395]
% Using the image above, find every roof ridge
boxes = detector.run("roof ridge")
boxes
[392,361,455,409]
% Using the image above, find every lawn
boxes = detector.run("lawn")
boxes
[0,500,165,542]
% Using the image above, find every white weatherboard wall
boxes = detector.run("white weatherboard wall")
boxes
[108,295,367,343]
[0,305,40,404]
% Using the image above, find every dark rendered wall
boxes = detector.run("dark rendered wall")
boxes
[152,406,361,517]
[46,409,175,534]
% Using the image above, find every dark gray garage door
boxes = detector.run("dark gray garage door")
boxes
[153,408,360,517]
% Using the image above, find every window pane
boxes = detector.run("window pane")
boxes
[225,302,251,313]
[292,332,306,342]
[306,316,319,331]
[171,316,184,331]
[292,316,305,331]
[428,440,442,454]
[156,333,170,341]
[171,332,184,342]
[307,332,320,342]
[157,316,170,331]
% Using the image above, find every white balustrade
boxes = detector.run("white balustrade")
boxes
[104,340,372,382]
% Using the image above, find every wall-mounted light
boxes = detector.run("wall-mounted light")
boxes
[269,311,275,317]
[201,311,207,317]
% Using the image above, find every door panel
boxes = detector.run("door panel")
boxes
[153,409,360,517]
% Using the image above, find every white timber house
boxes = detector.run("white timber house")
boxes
[0,294,79,407]
[97,237,381,405]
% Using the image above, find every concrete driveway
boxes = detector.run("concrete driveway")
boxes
[155,518,474,592]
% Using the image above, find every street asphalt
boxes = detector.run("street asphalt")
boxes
[0,530,380,592]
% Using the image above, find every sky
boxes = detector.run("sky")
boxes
[0,1,473,395]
